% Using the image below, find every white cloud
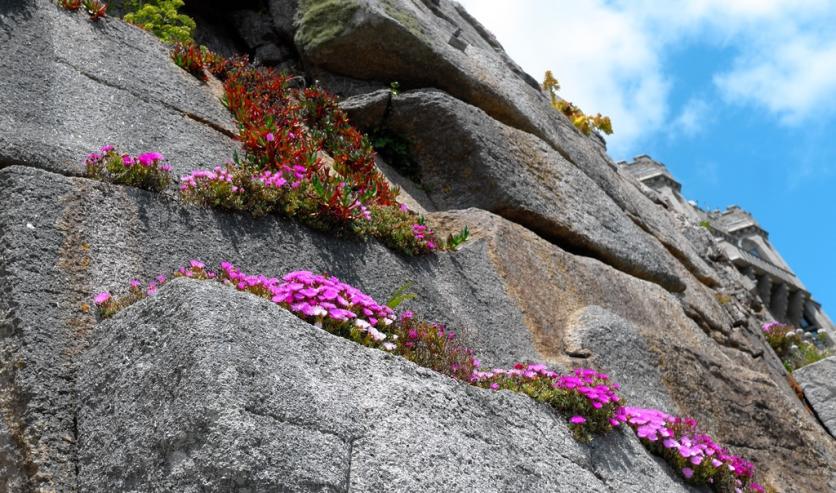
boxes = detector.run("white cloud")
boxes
[714,36,836,123]
[672,98,710,138]
[456,0,836,158]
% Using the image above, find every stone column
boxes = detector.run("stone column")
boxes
[769,282,789,323]
[787,290,806,327]
[757,274,772,306]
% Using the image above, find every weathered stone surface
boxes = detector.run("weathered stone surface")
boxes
[0,165,537,490]
[429,209,836,493]
[296,0,719,288]
[78,278,694,492]
[343,89,687,293]
[0,0,238,177]
[794,356,836,437]
[269,0,299,41]
[563,306,675,411]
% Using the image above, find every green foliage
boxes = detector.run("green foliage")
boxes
[543,70,613,136]
[386,282,417,309]
[699,220,712,229]
[389,81,400,96]
[124,0,196,45]
[446,225,469,251]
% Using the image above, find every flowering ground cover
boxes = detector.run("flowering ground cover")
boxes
[624,407,766,493]
[93,262,771,491]
[85,146,172,192]
[761,321,830,371]
[84,49,467,255]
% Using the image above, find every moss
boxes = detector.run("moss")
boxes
[380,0,423,39]
[295,0,361,52]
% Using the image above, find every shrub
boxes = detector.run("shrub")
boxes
[543,70,613,136]
[81,0,107,21]
[123,0,196,44]
[473,364,627,442]
[170,42,206,80]
[58,0,82,11]
[624,407,765,493]
[761,321,830,371]
[174,56,465,255]
[389,312,479,381]
[84,145,172,191]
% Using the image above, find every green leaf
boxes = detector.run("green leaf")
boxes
[386,282,417,309]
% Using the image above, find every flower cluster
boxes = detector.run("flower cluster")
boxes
[388,312,479,381]
[218,262,396,347]
[58,0,107,21]
[85,145,172,192]
[472,364,627,441]
[94,261,767,492]
[624,407,764,493]
[93,274,168,319]
[174,52,460,255]
[761,321,830,371]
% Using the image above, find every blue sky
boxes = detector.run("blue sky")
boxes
[458,0,836,316]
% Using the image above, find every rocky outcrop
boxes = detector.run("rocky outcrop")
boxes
[78,278,695,492]
[3,164,833,491]
[294,0,720,290]
[1,0,834,491]
[794,356,836,437]
[0,0,238,177]
[343,89,686,292]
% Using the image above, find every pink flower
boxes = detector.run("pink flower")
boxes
[137,152,164,167]
[399,203,410,212]
[100,145,114,153]
[129,279,141,289]
[160,164,172,172]
[681,467,694,479]
[94,291,111,305]
[490,383,499,391]
[569,416,587,425]
[266,132,275,142]
[122,155,135,167]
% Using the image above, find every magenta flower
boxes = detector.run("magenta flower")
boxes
[681,467,694,479]
[137,152,164,167]
[122,155,135,167]
[569,416,587,424]
[129,279,141,289]
[94,291,111,305]
[100,145,114,153]
[266,132,275,142]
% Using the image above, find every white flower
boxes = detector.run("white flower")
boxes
[382,342,396,351]
[367,327,387,342]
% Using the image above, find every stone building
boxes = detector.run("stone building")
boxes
[621,155,834,340]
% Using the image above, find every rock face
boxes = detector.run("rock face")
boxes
[1,0,835,492]
[0,0,238,177]
[342,89,687,293]
[794,356,836,437]
[78,279,695,492]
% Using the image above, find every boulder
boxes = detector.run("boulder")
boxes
[343,89,687,293]
[0,0,238,177]
[78,278,695,492]
[794,356,836,437]
[296,0,719,288]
